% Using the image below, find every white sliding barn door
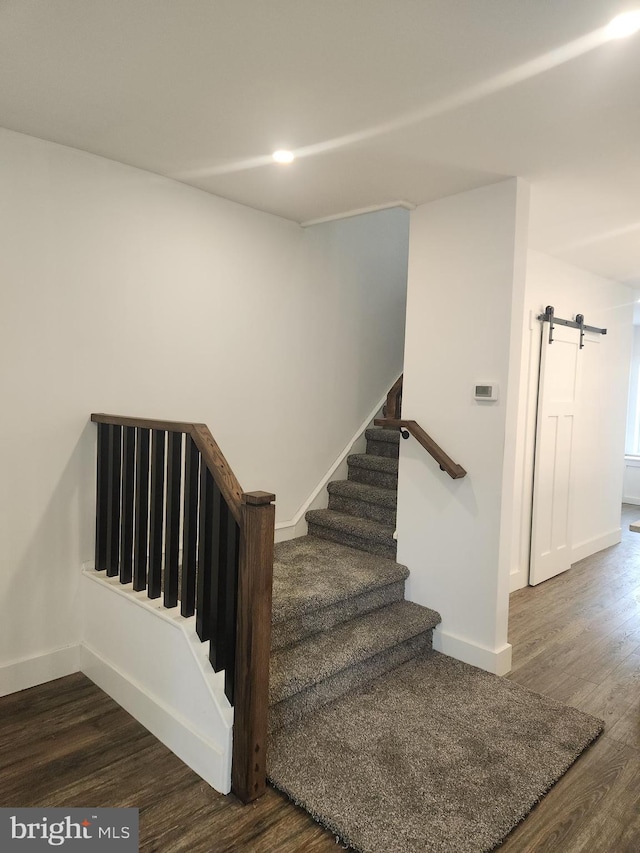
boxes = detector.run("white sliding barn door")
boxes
[529,324,581,585]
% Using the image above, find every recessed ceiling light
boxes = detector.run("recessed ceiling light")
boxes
[606,10,640,38]
[272,149,295,164]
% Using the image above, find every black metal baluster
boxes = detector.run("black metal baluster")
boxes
[223,517,240,703]
[148,430,166,599]
[181,437,200,617]
[207,482,223,670]
[210,497,235,671]
[196,466,214,641]
[95,422,109,571]
[133,428,150,591]
[164,431,182,608]
[105,424,122,577]
[120,426,135,584]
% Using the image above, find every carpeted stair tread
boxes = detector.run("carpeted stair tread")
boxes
[365,428,401,459]
[347,452,399,489]
[327,479,397,508]
[364,427,400,444]
[271,578,407,652]
[306,509,395,546]
[272,536,408,624]
[348,453,398,474]
[327,479,397,526]
[269,600,440,705]
[268,650,604,853]
[269,632,433,732]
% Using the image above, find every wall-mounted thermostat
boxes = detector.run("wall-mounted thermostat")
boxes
[474,383,498,401]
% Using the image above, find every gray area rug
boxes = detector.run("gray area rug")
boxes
[268,651,603,853]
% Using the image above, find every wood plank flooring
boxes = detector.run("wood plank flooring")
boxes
[2,506,640,850]
[500,504,640,851]
[0,672,336,852]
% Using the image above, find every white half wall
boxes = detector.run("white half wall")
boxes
[397,179,530,675]
[509,251,633,590]
[80,571,233,793]
[0,127,408,672]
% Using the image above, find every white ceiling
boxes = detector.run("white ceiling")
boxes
[2,0,640,285]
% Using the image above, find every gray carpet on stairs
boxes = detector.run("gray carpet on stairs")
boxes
[328,480,397,526]
[306,510,396,559]
[347,453,398,489]
[269,632,433,733]
[269,600,439,730]
[268,650,603,853]
[365,427,400,458]
[272,537,407,622]
[271,601,439,704]
[271,537,409,649]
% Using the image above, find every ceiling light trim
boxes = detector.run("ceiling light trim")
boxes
[301,201,416,228]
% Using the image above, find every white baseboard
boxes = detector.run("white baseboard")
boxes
[0,645,80,698]
[80,643,230,794]
[571,528,621,564]
[274,391,388,541]
[508,528,621,590]
[622,496,640,506]
[275,515,309,542]
[509,570,527,593]
[433,628,513,676]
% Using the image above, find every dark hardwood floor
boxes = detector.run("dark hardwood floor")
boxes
[2,506,640,851]
[0,671,336,852]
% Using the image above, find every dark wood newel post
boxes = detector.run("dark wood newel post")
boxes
[231,490,276,804]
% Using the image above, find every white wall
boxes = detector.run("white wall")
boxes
[510,251,633,589]
[396,179,530,675]
[0,127,408,685]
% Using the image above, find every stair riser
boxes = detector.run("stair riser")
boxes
[307,521,396,560]
[328,493,396,527]
[272,580,405,651]
[348,465,397,490]
[269,631,433,732]
[365,438,399,460]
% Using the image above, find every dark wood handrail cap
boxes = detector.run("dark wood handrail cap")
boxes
[243,491,276,506]
[91,414,248,523]
[91,413,198,433]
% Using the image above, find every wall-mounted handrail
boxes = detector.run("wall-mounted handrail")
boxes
[374,377,467,479]
[90,413,274,803]
[374,417,466,479]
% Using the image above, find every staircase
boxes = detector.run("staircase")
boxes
[268,427,440,734]
[306,427,400,559]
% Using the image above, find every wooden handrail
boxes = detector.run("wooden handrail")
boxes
[374,418,466,479]
[90,413,274,803]
[375,375,466,479]
[92,414,243,523]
